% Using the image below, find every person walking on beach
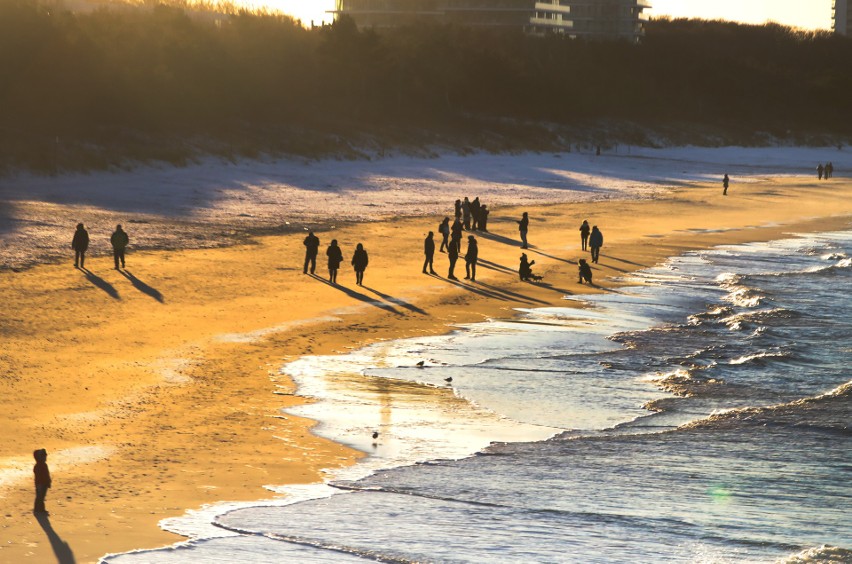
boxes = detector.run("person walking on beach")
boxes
[351,243,368,286]
[438,217,450,253]
[723,174,729,196]
[464,235,478,281]
[71,223,89,269]
[447,240,459,280]
[589,225,603,264]
[470,197,481,230]
[479,205,489,232]
[303,231,320,274]
[578,258,593,284]
[580,220,590,251]
[110,224,129,269]
[326,239,343,284]
[817,163,824,180]
[451,217,464,254]
[519,253,535,281]
[826,162,834,179]
[423,232,437,275]
[462,197,472,230]
[33,448,51,514]
[517,212,529,249]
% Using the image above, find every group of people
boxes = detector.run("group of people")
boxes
[817,162,834,180]
[71,223,130,270]
[454,196,490,232]
[424,229,478,281]
[303,231,370,286]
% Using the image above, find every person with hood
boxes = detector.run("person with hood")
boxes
[450,217,464,254]
[517,212,529,249]
[423,232,436,275]
[326,239,344,284]
[351,243,369,286]
[578,258,593,284]
[464,235,478,281]
[589,226,603,264]
[438,217,450,253]
[110,224,129,269]
[580,220,591,251]
[519,253,536,281]
[33,448,51,514]
[447,239,459,280]
[303,231,320,274]
[72,223,89,269]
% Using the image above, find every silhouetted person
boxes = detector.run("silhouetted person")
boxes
[423,231,436,275]
[351,243,368,285]
[519,253,535,281]
[438,217,450,253]
[470,197,481,230]
[110,224,129,269]
[464,235,478,281]
[517,212,529,249]
[303,231,320,274]
[462,197,472,230]
[451,217,464,253]
[71,223,89,268]
[580,220,590,251]
[589,226,603,263]
[479,205,489,232]
[454,199,462,220]
[447,240,459,280]
[33,448,51,514]
[826,162,834,179]
[817,163,824,180]
[326,239,343,284]
[578,258,593,284]
[723,174,729,196]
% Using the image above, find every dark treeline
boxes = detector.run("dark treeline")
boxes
[2,0,851,173]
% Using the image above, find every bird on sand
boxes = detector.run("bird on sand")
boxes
[444,376,453,383]
[416,360,425,367]
[372,431,379,439]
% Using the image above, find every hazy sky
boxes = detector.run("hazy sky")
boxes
[247,0,832,31]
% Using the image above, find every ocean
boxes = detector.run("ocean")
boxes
[106,229,852,563]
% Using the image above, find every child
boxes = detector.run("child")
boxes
[33,448,51,514]
[578,259,593,284]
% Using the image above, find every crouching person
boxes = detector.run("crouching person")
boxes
[578,259,593,285]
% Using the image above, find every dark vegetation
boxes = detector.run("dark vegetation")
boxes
[2,0,851,174]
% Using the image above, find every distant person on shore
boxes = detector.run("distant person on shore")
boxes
[580,220,590,251]
[303,230,320,274]
[826,162,834,179]
[351,243,368,286]
[451,217,464,253]
[447,240,459,280]
[71,223,89,269]
[462,197,472,230]
[33,448,51,514]
[423,231,436,275]
[578,258,593,284]
[470,197,481,230]
[519,253,535,281]
[517,212,529,249]
[110,224,129,269]
[438,217,450,252]
[454,199,462,220]
[817,163,824,180]
[723,174,729,196]
[326,239,343,284]
[589,225,603,263]
[464,235,478,281]
[479,205,489,232]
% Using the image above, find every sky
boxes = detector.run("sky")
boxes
[243,0,832,31]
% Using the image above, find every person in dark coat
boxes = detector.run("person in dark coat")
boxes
[479,205,489,232]
[110,224,129,269]
[454,199,462,220]
[826,162,834,179]
[817,163,824,180]
[303,231,320,274]
[71,223,89,269]
[462,197,472,230]
[580,220,590,251]
[326,239,343,284]
[447,239,459,280]
[723,174,729,196]
[423,232,436,275]
[519,253,535,281]
[589,226,603,264]
[351,243,368,285]
[470,197,481,230]
[464,235,478,281]
[517,212,529,249]
[578,258,593,284]
[33,448,51,514]
[450,217,464,254]
[438,217,450,253]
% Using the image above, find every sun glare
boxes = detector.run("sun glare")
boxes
[236,0,335,26]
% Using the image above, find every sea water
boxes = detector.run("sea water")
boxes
[106,230,852,563]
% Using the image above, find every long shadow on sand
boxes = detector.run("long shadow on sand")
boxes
[600,254,647,268]
[120,270,164,303]
[80,268,120,300]
[473,280,550,305]
[361,286,427,315]
[35,513,76,564]
[309,274,402,315]
[474,231,524,248]
[474,258,517,277]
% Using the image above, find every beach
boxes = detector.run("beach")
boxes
[1,148,851,562]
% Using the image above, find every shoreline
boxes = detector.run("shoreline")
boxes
[1,169,851,562]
